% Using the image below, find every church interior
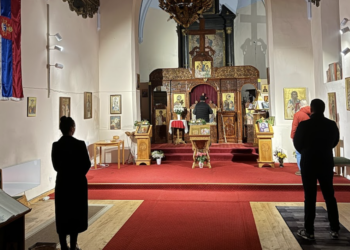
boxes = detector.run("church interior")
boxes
[1,0,350,249]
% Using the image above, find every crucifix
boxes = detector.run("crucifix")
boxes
[187,18,216,54]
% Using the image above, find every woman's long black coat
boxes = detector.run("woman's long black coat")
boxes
[51,136,91,234]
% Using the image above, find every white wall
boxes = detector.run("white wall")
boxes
[329,0,350,159]
[139,8,178,82]
[99,0,142,142]
[0,0,100,199]
[266,0,316,162]
[234,1,267,78]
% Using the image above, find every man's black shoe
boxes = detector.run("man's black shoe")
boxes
[297,229,315,240]
[330,231,339,239]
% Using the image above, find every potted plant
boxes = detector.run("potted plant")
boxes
[134,120,150,128]
[174,106,184,120]
[152,150,164,165]
[196,152,207,168]
[274,148,287,168]
[189,118,207,125]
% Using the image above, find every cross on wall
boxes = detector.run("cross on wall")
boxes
[239,0,266,41]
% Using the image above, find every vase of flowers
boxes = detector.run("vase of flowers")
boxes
[196,152,207,168]
[274,149,287,168]
[174,106,184,120]
[152,150,164,165]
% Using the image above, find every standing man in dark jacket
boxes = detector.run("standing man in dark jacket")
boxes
[193,96,213,122]
[293,99,340,240]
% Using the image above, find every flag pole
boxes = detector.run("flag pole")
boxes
[47,3,51,98]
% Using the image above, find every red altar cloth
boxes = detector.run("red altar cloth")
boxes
[171,120,185,128]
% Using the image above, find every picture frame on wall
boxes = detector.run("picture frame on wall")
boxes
[173,93,186,108]
[194,61,212,78]
[155,109,166,125]
[27,97,37,117]
[283,88,307,120]
[59,97,71,120]
[328,92,337,122]
[110,116,121,130]
[346,77,350,111]
[110,95,122,114]
[328,62,342,81]
[222,93,235,111]
[84,92,92,119]
[142,89,148,98]
[261,84,269,93]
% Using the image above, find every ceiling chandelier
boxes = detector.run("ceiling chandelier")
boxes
[308,0,321,7]
[159,0,212,28]
[62,0,100,18]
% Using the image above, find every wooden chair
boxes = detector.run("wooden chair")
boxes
[334,140,350,177]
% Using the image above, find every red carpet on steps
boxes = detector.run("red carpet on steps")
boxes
[151,143,259,161]
[86,161,350,184]
[103,201,261,250]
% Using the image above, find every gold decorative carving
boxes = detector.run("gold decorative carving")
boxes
[163,68,193,81]
[226,27,232,34]
[188,81,218,92]
[215,66,259,79]
[150,69,163,81]
[237,79,257,90]
[62,0,99,18]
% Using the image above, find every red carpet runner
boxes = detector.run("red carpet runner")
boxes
[103,201,261,250]
[77,143,350,249]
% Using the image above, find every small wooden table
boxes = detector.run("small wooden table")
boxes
[169,120,188,145]
[255,124,274,168]
[189,124,211,169]
[94,140,124,169]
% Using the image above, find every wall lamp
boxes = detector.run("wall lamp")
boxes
[50,33,62,41]
[49,63,64,69]
[341,18,349,27]
[52,45,64,51]
[341,48,350,56]
[340,27,350,35]
[47,4,64,98]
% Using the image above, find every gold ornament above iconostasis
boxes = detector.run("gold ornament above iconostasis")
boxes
[159,0,213,28]
[62,0,99,18]
[150,66,259,81]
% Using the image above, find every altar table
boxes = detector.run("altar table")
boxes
[94,140,124,169]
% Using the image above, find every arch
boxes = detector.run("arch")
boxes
[138,0,153,43]
[190,84,218,105]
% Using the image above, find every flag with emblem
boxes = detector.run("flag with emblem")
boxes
[0,0,23,101]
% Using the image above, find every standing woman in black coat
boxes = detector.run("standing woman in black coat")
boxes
[52,116,91,250]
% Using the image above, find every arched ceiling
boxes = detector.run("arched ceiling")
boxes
[139,0,265,43]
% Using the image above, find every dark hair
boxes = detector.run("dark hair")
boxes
[59,116,75,135]
[310,99,325,114]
